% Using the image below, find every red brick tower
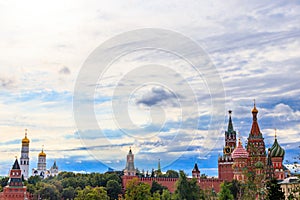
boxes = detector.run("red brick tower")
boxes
[0,159,31,200]
[246,102,266,180]
[218,110,236,181]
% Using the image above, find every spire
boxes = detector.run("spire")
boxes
[12,158,20,169]
[158,159,161,171]
[52,160,58,169]
[124,147,136,176]
[129,146,132,154]
[192,163,200,173]
[228,110,233,132]
[250,100,261,137]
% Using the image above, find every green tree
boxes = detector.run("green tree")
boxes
[161,189,171,200]
[150,181,168,195]
[174,170,200,200]
[62,186,75,200]
[75,186,109,200]
[229,179,242,200]
[27,175,42,185]
[165,170,179,178]
[0,177,9,189]
[38,182,61,200]
[152,191,161,200]
[218,182,234,200]
[125,178,152,200]
[106,179,122,200]
[266,178,285,200]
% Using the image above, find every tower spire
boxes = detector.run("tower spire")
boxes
[158,159,161,171]
[228,110,233,132]
[250,100,260,136]
[274,128,277,139]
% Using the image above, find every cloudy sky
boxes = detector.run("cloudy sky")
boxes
[0,0,299,176]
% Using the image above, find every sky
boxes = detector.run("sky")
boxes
[0,0,300,177]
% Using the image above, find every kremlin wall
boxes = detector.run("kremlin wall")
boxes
[0,103,292,199]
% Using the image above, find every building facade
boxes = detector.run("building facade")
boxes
[32,148,59,179]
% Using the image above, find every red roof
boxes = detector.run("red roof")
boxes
[232,140,248,159]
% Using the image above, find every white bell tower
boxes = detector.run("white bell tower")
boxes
[20,129,30,180]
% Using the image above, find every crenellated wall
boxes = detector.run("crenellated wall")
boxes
[122,175,223,193]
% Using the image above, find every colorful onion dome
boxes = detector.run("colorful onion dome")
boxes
[232,139,249,159]
[39,149,46,157]
[270,138,285,158]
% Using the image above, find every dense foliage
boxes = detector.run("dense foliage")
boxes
[0,170,297,199]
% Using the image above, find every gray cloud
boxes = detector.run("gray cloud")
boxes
[136,87,180,107]
[0,77,15,89]
[59,67,71,75]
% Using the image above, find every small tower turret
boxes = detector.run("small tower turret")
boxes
[192,163,200,179]
[124,147,136,176]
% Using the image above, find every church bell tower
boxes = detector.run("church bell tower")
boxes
[20,129,30,180]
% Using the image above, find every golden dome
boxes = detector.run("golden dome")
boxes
[39,149,46,157]
[22,130,30,144]
[252,106,258,113]
[22,136,30,144]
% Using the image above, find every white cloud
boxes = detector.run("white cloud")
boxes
[0,0,300,174]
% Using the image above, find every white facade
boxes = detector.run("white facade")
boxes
[20,131,30,180]
[32,149,59,179]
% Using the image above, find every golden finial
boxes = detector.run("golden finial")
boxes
[15,155,17,159]
[25,129,27,137]
[274,128,277,139]
[252,99,258,113]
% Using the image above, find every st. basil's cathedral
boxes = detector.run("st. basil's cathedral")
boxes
[122,102,289,193]
[218,102,287,183]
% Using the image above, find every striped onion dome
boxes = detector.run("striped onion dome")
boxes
[232,139,249,159]
[270,138,285,158]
